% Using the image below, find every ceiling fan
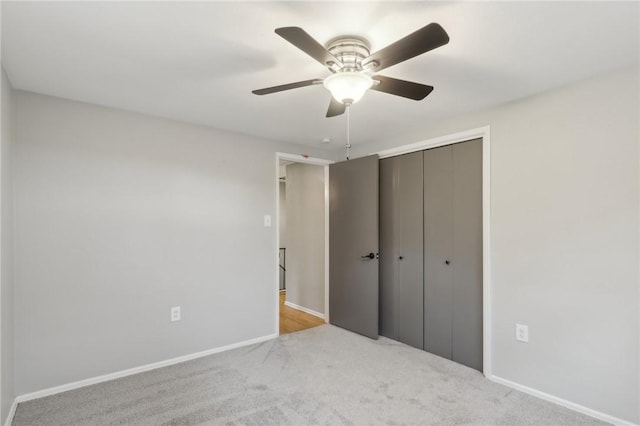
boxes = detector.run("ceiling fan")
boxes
[252,24,449,118]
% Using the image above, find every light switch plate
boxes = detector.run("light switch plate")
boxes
[515,323,528,342]
[264,215,272,227]
[171,306,181,322]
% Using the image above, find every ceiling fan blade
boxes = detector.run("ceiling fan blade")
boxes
[326,97,346,118]
[370,75,434,100]
[362,23,449,72]
[275,27,343,70]
[252,79,322,95]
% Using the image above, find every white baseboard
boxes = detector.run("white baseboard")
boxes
[4,398,17,426]
[284,300,325,320]
[489,375,637,426]
[14,333,278,404]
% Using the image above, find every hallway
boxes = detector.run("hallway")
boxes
[279,291,324,335]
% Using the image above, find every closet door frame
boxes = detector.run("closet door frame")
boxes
[374,126,492,377]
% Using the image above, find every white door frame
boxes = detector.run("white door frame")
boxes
[275,153,334,336]
[373,125,492,377]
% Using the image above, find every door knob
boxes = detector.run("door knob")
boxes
[399,256,404,260]
[361,253,376,260]
[445,260,450,265]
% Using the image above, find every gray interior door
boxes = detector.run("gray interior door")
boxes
[379,157,398,339]
[330,155,379,339]
[423,139,483,371]
[452,139,483,370]
[423,146,454,359]
[379,152,423,348]
[397,152,424,349]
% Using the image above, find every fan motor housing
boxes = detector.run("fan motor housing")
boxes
[326,36,372,71]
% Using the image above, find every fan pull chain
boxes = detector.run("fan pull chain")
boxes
[346,104,351,161]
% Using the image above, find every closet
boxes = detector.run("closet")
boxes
[379,138,483,371]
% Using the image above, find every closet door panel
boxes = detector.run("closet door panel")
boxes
[397,152,424,349]
[423,146,453,359]
[452,139,483,371]
[379,157,399,339]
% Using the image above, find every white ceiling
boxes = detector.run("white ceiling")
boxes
[2,1,638,149]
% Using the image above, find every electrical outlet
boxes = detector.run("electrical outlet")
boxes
[264,215,272,227]
[171,306,181,322]
[515,323,528,342]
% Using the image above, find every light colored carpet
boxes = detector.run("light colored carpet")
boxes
[13,325,605,425]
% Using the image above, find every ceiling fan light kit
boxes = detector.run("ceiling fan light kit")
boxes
[323,72,373,105]
[252,23,450,118]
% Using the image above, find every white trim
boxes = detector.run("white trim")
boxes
[324,165,330,323]
[374,125,492,377]
[275,153,333,336]
[490,375,638,426]
[284,300,326,320]
[481,127,492,377]
[4,399,17,426]
[275,156,282,335]
[277,153,333,166]
[14,333,277,404]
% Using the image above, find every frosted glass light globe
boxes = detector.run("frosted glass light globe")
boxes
[323,73,373,105]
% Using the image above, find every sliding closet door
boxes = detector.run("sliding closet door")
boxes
[452,139,483,371]
[379,157,398,339]
[397,152,424,349]
[423,146,453,359]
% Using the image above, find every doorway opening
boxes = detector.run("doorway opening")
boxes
[275,153,332,335]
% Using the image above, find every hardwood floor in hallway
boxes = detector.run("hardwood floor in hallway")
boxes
[279,290,325,335]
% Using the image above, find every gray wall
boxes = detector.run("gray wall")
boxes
[12,91,330,395]
[284,163,325,315]
[353,66,640,423]
[1,68,15,423]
